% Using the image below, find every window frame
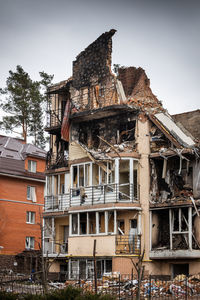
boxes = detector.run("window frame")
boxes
[27,186,36,202]
[25,236,35,250]
[26,211,35,224]
[28,160,37,173]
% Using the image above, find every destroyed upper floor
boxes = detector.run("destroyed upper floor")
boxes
[45,29,163,132]
[44,30,200,207]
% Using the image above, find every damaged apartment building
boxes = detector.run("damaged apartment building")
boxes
[43,29,200,280]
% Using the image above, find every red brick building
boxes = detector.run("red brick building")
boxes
[0,136,46,270]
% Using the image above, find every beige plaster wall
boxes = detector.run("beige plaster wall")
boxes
[68,235,115,256]
[136,116,150,260]
[49,260,60,272]
[55,216,69,252]
[69,142,88,161]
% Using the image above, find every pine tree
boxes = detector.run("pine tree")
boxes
[0,65,53,149]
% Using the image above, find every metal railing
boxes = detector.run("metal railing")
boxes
[43,240,68,255]
[44,183,139,212]
[116,234,141,255]
[45,109,63,129]
[44,194,70,211]
[70,183,139,207]
[46,153,68,170]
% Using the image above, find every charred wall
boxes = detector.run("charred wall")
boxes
[71,30,118,111]
[71,112,136,151]
[72,29,116,90]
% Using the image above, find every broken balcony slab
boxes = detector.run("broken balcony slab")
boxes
[150,148,195,158]
[155,113,195,148]
[70,104,138,122]
[150,201,200,209]
[149,249,200,259]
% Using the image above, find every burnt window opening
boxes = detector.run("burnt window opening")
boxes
[78,122,100,149]
[152,210,170,249]
[91,126,100,149]
[150,126,171,152]
[150,157,194,203]
[172,264,189,279]
[118,120,135,143]
[79,124,88,145]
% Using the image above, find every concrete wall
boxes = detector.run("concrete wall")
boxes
[137,115,150,260]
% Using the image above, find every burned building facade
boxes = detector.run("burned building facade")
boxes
[43,30,200,280]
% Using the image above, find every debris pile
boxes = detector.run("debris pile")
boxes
[65,273,200,299]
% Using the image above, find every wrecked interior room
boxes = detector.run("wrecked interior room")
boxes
[43,29,200,280]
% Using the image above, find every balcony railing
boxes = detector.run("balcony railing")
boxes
[44,194,70,211]
[43,239,68,256]
[116,234,141,255]
[44,183,139,212]
[70,183,139,206]
[46,153,68,170]
[45,109,63,129]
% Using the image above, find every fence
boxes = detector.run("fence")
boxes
[1,272,200,299]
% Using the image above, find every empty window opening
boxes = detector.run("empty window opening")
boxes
[80,213,87,235]
[172,264,189,279]
[108,211,114,233]
[89,212,96,234]
[152,210,170,250]
[118,120,135,143]
[99,212,105,233]
[118,220,125,235]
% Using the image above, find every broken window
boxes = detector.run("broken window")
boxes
[150,157,194,203]
[171,208,189,250]
[118,120,135,143]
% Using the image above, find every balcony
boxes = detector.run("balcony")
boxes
[44,183,139,212]
[68,235,141,257]
[45,109,63,131]
[70,183,139,207]
[43,239,68,257]
[44,194,70,211]
[116,234,141,255]
[46,153,68,170]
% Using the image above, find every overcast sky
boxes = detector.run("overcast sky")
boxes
[0,0,199,120]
